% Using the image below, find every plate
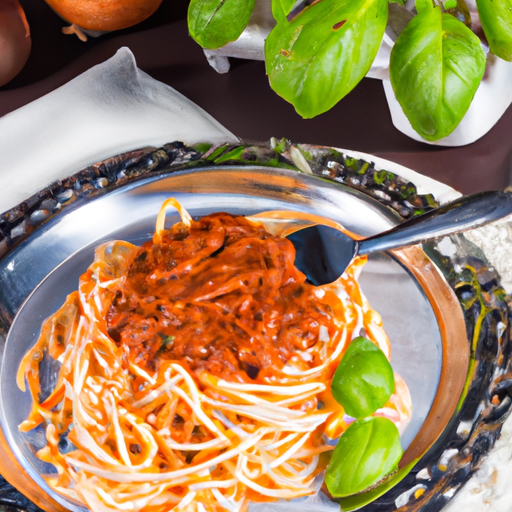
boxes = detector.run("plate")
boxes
[0,140,509,512]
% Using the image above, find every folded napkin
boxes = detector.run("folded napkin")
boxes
[0,47,238,214]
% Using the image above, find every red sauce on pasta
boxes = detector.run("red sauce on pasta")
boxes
[107,213,342,382]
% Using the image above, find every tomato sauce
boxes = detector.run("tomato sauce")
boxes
[107,213,342,382]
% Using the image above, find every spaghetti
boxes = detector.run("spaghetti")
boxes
[17,198,411,512]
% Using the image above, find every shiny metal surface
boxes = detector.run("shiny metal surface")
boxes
[288,191,512,285]
[0,166,459,512]
[0,167,400,322]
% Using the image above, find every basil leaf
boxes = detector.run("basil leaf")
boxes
[265,0,388,118]
[415,0,434,13]
[157,335,175,354]
[477,0,512,61]
[414,0,434,13]
[188,0,256,50]
[337,458,418,511]
[271,0,297,22]
[389,7,486,141]
[331,336,394,418]
[325,417,403,497]
[444,0,458,8]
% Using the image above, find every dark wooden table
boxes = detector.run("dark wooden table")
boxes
[2,0,511,195]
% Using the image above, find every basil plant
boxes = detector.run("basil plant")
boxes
[188,0,512,141]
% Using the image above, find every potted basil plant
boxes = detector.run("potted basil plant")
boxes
[187,0,512,143]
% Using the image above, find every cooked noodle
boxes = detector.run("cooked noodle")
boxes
[17,199,411,512]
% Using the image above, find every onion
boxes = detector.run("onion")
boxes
[0,0,30,87]
[45,0,164,32]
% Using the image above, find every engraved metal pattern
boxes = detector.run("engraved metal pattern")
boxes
[0,140,509,512]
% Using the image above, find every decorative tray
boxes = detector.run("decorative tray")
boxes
[0,140,510,512]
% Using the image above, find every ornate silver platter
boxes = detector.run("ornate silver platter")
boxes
[0,140,509,512]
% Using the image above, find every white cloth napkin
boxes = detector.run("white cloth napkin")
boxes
[0,47,238,214]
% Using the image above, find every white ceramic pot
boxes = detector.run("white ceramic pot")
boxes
[378,41,512,147]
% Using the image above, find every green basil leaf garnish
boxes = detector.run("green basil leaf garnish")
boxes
[337,458,418,511]
[476,0,512,61]
[265,0,388,118]
[325,416,403,497]
[157,335,175,354]
[389,6,486,141]
[187,0,256,50]
[331,336,394,418]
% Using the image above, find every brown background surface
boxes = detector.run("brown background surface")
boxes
[2,0,511,195]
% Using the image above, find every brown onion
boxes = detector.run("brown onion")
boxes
[45,0,163,32]
[0,0,31,87]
